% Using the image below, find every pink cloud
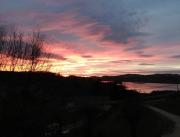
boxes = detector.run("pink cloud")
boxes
[1,9,177,76]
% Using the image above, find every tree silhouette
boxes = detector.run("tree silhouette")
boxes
[0,24,52,72]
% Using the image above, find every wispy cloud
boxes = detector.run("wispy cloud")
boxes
[81,55,93,59]
[136,51,154,58]
[171,55,180,59]
[139,63,155,66]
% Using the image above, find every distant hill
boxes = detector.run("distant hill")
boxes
[95,74,180,84]
[2,71,179,84]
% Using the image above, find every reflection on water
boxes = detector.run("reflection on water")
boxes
[123,82,178,93]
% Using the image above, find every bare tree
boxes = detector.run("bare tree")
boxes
[0,24,52,72]
[36,52,52,72]
[7,27,24,71]
[0,25,8,70]
[28,31,44,71]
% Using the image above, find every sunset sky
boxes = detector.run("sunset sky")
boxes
[1,0,180,76]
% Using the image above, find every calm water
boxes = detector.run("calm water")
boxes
[123,82,179,93]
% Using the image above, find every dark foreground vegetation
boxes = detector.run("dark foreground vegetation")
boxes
[0,71,178,137]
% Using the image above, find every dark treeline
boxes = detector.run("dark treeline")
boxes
[97,74,180,84]
[0,24,51,72]
[0,71,128,99]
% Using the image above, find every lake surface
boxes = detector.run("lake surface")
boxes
[123,82,179,93]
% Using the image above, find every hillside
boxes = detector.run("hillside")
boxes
[0,71,178,137]
[98,74,180,84]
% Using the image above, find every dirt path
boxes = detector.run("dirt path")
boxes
[149,106,180,137]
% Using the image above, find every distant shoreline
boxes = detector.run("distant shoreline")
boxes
[95,74,180,84]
